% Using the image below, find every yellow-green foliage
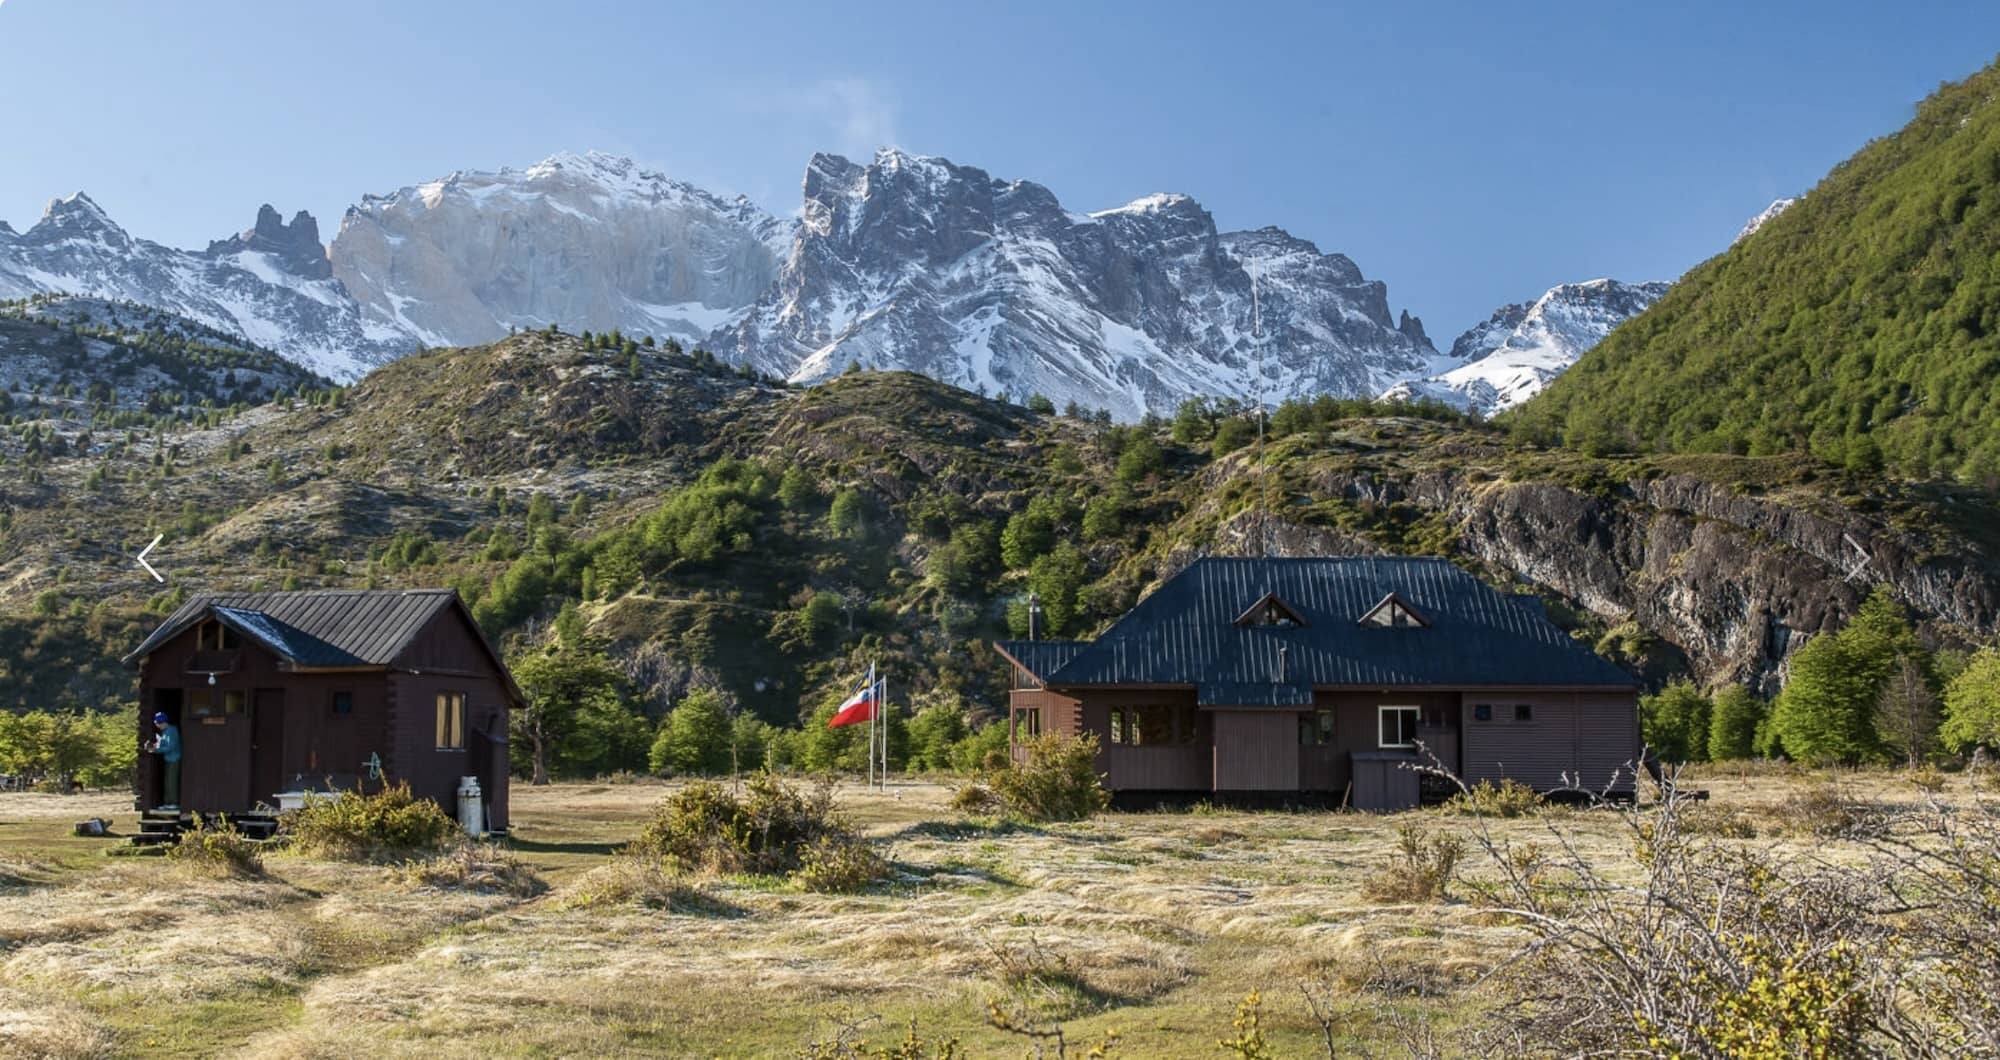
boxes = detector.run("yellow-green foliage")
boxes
[625,772,885,891]
[986,732,1109,823]
[1441,778,1543,817]
[166,817,263,879]
[1519,58,2000,483]
[279,781,460,861]
[1361,819,1464,903]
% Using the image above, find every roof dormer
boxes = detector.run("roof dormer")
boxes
[1235,592,1307,629]
[1359,592,1429,629]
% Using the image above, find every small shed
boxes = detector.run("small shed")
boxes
[123,589,521,831]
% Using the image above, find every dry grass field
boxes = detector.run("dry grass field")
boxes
[0,768,1952,1058]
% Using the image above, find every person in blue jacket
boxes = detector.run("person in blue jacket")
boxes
[148,712,181,809]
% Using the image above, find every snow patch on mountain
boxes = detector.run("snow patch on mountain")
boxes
[712,148,1441,419]
[1381,278,1669,414]
[1734,197,1799,244]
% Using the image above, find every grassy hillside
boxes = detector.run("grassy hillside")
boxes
[0,330,1994,730]
[1516,56,2000,483]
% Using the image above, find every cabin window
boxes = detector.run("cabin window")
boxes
[331,692,353,716]
[189,689,213,716]
[1014,708,1041,740]
[222,690,245,715]
[1473,704,1493,722]
[1109,709,1126,746]
[1359,595,1428,628]
[1300,710,1335,746]
[197,620,240,651]
[1515,704,1534,722]
[1378,706,1419,749]
[435,692,464,750]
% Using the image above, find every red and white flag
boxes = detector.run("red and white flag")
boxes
[828,665,879,727]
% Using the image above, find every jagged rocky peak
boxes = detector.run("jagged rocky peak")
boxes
[28,192,130,245]
[715,147,1439,419]
[206,204,332,279]
[1382,278,1668,415]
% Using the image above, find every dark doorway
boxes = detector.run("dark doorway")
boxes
[250,688,286,808]
[149,689,183,807]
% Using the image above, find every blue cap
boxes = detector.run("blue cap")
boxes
[153,712,170,724]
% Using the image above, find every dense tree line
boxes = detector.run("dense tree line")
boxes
[1518,59,2000,485]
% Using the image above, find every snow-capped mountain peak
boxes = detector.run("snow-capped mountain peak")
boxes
[1734,196,1798,244]
[1381,277,1668,415]
[713,149,1440,418]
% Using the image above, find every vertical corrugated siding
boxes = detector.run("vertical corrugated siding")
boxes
[1212,711,1299,790]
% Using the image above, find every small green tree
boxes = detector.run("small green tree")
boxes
[827,488,867,539]
[512,638,628,785]
[905,704,969,772]
[1640,681,1712,763]
[648,688,733,775]
[1115,433,1164,483]
[1941,648,2000,752]
[1769,589,1918,763]
[1024,393,1056,415]
[1027,542,1090,636]
[1707,685,1765,761]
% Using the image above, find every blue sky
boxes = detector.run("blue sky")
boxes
[0,0,1995,340]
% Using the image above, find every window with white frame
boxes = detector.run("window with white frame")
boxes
[1378,705,1419,749]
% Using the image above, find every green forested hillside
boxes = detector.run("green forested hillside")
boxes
[1516,56,2000,483]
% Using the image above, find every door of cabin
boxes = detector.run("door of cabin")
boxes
[250,689,286,808]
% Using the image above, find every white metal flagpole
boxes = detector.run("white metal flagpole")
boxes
[864,662,875,789]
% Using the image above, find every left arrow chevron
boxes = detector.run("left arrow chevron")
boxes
[137,534,164,583]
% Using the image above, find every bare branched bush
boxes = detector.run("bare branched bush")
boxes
[1460,778,2000,1056]
[796,1015,961,1059]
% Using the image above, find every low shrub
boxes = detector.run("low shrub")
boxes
[1677,803,1759,839]
[1361,820,1463,904]
[948,782,1002,815]
[558,859,719,913]
[1441,779,1542,818]
[625,772,886,892]
[985,733,1109,823]
[794,834,889,894]
[166,817,263,878]
[1771,783,1879,839]
[401,842,545,897]
[280,781,460,861]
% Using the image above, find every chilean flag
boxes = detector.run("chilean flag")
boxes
[828,666,879,727]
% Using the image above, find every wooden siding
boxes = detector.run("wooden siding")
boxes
[1211,711,1298,791]
[136,622,391,812]
[133,599,516,827]
[1459,691,1639,794]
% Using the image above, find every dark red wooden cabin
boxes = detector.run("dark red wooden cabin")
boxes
[123,589,521,831]
[998,557,1641,810]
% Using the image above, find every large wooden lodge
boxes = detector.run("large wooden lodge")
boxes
[124,589,520,830]
[997,557,1640,809]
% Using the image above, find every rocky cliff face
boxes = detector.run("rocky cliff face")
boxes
[329,152,788,350]
[1204,449,1996,691]
[1382,279,1669,414]
[712,149,1445,419]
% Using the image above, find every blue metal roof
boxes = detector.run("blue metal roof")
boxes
[993,640,1089,682]
[1037,557,1635,704]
